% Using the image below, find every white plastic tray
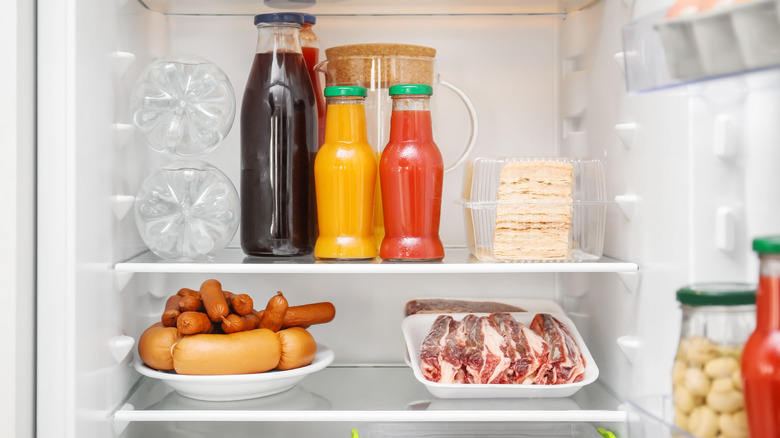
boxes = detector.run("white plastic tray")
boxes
[402,298,565,365]
[402,313,598,399]
[133,344,334,401]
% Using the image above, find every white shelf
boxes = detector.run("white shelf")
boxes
[137,0,596,16]
[114,366,627,423]
[114,248,638,274]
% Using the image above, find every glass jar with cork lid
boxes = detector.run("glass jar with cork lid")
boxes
[315,43,478,248]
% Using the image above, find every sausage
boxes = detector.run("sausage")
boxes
[161,295,182,327]
[176,288,199,298]
[276,327,317,371]
[220,314,246,334]
[179,295,204,312]
[172,328,282,375]
[200,279,229,323]
[258,291,288,332]
[244,313,261,330]
[177,311,215,335]
[221,313,261,334]
[281,302,336,328]
[223,291,254,316]
[253,302,336,328]
[230,294,255,316]
[137,322,179,371]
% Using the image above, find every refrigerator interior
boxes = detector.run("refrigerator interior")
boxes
[35,0,780,436]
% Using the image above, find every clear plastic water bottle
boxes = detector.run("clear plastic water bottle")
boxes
[135,161,240,261]
[131,55,236,157]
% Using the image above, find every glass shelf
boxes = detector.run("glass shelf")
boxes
[114,247,638,274]
[622,0,780,93]
[114,366,627,423]
[136,0,598,17]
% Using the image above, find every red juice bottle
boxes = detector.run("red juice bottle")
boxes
[240,13,317,257]
[299,14,326,148]
[743,236,780,435]
[379,84,444,261]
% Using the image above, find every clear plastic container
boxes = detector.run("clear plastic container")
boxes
[134,160,240,261]
[672,283,756,438]
[130,55,236,157]
[460,158,606,262]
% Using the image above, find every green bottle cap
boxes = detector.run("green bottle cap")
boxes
[676,282,756,306]
[389,84,433,96]
[753,236,780,254]
[324,86,367,97]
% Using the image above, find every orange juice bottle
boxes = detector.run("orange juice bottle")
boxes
[314,86,377,259]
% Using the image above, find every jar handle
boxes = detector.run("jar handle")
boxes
[437,75,478,173]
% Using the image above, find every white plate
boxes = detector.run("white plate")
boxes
[402,313,598,399]
[134,344,334,401]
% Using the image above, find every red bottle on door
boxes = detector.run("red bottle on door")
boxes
[379,84,444,261]
[742,236,780,436]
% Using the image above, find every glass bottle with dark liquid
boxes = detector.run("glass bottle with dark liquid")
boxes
[241,13,318,256]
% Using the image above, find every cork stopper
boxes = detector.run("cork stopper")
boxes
[323,43,437,88]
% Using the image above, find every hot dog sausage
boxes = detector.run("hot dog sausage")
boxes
[258,291,288,332]
[172,328,281,375]
[179,295,205,312]
[200,279,229,323]
[177,311,215,335]
[276,327,317,371]
[281,302,336,328]
[254,302,336,328]
[176,288,199,298]
[137,322,179,371]
[244,313,261,330]
[223,292,254,316]
[220,314,245,334]
[161,295,182,327]
[221,313,261,334]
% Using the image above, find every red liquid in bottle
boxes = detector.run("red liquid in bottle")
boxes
[240,51,318,256]
[742,274,780,435]
[302,46,326,148]
[379,109,444,261]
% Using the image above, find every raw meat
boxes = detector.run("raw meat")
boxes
[404,299,525,316]
[418,312,585,385]
[530,313,586,384]
[489,312,549,384]
[420,315,456,383]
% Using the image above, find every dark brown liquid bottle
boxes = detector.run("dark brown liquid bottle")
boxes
[241,13,317,256]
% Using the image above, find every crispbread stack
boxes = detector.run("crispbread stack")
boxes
[493,161,574,260]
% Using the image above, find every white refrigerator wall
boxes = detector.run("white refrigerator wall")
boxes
[35,0,780,437]
[2,0,35,437]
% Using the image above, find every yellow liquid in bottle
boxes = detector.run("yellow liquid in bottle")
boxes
[314,101,377,259]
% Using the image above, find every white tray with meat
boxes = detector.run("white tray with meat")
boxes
[402,312,598,398]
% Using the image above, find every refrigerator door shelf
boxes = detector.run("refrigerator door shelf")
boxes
[623,1,780,93]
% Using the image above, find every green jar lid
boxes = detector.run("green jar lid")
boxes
[753,236,780,254]
[676,282,756,306]
[389,84,433,96]
[324,86,367,97]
